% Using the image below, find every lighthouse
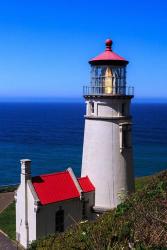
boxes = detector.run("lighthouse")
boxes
[81,39,135,212]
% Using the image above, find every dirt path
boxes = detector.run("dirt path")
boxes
[0,231,18,250]
[0,192,14,213]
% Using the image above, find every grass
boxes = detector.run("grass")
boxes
[0,202,16,240]
[135,174,153,190]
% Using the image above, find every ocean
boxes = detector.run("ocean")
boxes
[0,102,167,186]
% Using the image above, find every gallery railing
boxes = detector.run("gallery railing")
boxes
[83,85,134,96]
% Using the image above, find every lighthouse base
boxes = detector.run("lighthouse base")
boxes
[92,206,113,214]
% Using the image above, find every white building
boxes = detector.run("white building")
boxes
[15,39,134,248]
[15,159,95,248]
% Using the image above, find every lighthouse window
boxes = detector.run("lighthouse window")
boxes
[122,130,128,148]
[120,124,131,150]
[90,102,94,114]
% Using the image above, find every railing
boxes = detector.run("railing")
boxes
[83,85,134,96]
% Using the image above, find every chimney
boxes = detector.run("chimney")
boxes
[21,159,31,181]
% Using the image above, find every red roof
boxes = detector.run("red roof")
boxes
[78,176,95,193]
[89,39,128,65]
[32,171,95,205]
[32,171,80,205]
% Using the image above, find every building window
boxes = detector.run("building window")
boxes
[82,199,89,220]
[82,201,86,219]
[55,207,64,232]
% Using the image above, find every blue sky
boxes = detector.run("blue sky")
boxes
[0,0,167,101]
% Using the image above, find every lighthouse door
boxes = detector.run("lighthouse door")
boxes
[104,67,113,94]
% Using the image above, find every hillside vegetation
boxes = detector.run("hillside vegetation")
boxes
[0,184,18,193]
[29,171,167,250]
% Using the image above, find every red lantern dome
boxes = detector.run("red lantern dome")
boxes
[89,39,128,66]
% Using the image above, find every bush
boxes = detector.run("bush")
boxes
[29,171,167,250]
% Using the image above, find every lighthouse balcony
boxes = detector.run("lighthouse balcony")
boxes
[83,85,134,97]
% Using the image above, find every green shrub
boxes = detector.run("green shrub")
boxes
[29,171,167,250]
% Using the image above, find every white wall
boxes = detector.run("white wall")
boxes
[27,184,36,243]
[86,98,130,118]
[16,185,22,243]
[16,182,31,248]
[36,198,83,239]
[82,97,134,209]
[16,181,37,248]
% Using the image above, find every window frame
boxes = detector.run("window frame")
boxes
[119,123,132,152]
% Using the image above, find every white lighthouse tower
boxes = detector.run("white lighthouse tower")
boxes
[81,39,135,212]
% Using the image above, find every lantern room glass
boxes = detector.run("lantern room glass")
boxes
[90,65,126,95]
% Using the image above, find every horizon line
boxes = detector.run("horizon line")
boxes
[0,97,167,103]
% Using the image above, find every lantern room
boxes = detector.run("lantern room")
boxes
[83,39,134,96]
